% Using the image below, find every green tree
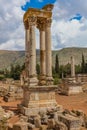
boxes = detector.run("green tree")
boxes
[84,62,87,73]
[36,64,40,75]
[55,54,59,74]
[75,64,81,74]
[13,64,21,80]
[4,68,10,78]
[59,65,65,78]
[21,63,25,71]
[64,63,71,76]
[10,64,23,80]
[10,64,15,78]
[81,53,85,73]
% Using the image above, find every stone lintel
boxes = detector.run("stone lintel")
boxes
[42,4,54,11]
[23,8,52,22]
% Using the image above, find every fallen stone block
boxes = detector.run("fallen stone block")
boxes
[58,114,82,130]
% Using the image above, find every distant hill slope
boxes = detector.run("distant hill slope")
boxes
[52,47,87,66]
[0,47,87,70]
[0,50,25,70]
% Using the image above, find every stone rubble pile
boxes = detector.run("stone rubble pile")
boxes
[11,108,87,130]
[0,106,14,130]
[4,85,23,102]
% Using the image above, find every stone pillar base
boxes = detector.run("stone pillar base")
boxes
[62,78,83,95]
[39,75,46,85]
[19,102,57,116]
[18,85,60,116]
[64,85,82,96]
[29,77,38,86]
[46,77,53,85]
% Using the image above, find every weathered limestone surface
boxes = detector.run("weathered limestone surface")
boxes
[13,108,83,130]
[55,121,68,130]
[76,74,87,83]
[4,85,23,102]
[37,18,46,85]
[45,19,53,85]
[60,56,82,95]
[61,78,83,95]
[58,114,82,130]
[25,20,30,79]
[13,120,28,130]
[29,16,38,86]
[19,86,57,116]
[4,86,16,102]
[71,56,75,78]
[19,4,58,117]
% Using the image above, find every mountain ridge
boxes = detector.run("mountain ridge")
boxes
[0,47,87,70]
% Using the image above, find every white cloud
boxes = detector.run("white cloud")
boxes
[52,0,87,49]
[53,0,87,20]
[0,0,27,50]
[52,18,87,49]
[0,0,87,50]
[0,39,25,50]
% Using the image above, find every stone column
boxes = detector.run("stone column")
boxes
[71,56,75,77]
[24,20,30,83]
[37,19,46,85]
[45,19,53,85]
[28,16,38,86]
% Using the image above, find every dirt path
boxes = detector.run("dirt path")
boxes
[56,92,87,114]
[0,97,21,111]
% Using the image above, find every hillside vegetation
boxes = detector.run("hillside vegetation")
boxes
[0,47,87,70]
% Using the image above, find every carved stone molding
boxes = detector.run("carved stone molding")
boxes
[37,18,46,31]
[45,19,52,27]
[28,16,37,26]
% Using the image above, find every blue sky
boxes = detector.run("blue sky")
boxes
[70,14,82,21]
[22,0,56,10]
[0,0,87,50]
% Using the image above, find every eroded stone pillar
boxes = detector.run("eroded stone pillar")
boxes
[28,16,38,86]
[38,19,46,85]
[71,56,75,77]
[45,19,53,85]
[19,4,58,116]
[24,20,30,83]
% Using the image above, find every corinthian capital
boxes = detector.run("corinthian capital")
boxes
[37,18,46,31]
[45,19,52,27]
[24,20,29,30]
[28,16,37,26]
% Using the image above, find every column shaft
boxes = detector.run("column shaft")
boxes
[45,19,53,85]
[25,29,30,78]
[71,56,75,77]
[29,25,36,77]
[39,30,46,85]
[29,24,38,86]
